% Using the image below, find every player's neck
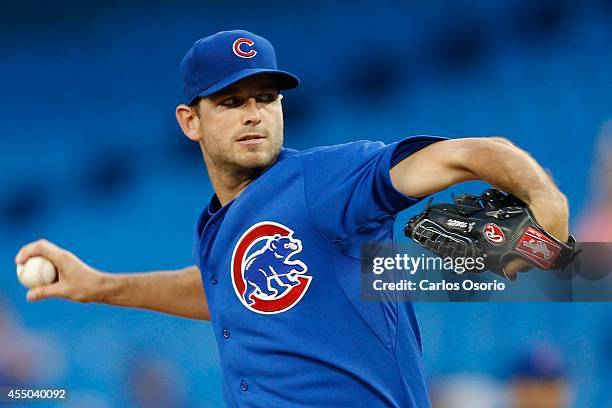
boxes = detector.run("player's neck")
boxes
[206,165,261,206]
[203,151,279,206]
[213,178,252,207]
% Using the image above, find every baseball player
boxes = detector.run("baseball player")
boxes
[15,30,572,407]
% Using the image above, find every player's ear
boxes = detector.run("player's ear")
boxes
[175,104,202,142]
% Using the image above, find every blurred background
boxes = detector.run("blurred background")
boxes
[1,0,611,407]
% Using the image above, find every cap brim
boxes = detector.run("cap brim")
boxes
[195,69,300,101]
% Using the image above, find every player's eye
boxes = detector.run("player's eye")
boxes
[220,97,242,108]
[284,243,290,249]
[257,93,278,103]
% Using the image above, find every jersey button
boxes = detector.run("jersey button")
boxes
[222,329,230,339]
[210,275,219,285]
[240,380,248,392]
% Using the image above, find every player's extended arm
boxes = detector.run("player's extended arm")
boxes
[14,240,210,321]
[390,137,569,243]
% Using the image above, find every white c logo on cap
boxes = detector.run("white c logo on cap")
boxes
[232,38,257,59]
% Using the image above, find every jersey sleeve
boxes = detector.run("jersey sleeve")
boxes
[302,135,447,247]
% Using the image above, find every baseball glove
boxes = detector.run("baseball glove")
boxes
[404,188,578,279]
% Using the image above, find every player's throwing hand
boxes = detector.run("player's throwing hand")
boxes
[15,239,105,303]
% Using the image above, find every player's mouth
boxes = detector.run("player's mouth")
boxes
[236,133,266,145]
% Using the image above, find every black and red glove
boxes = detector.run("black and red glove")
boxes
[404,189,578,279]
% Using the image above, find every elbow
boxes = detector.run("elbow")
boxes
[456,136,516,154]
[450,137,521,182]
[453,136,517,167]
[484,136,516,151]
[489,136,514,146]
[470,136,519,157]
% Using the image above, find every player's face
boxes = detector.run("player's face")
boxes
[195,76,284,172]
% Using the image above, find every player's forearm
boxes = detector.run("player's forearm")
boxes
[396,137,562,201]
[98,265,210,320]
[16,241,211,320]
[458,138,562,203]
[391,137,569,241]
[456,138,569,240]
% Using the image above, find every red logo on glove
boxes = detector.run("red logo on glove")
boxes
[484,223,505,245]
[515,226,562,269]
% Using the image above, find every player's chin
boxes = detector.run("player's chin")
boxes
[234,138,270,153]
[235,149,276,169]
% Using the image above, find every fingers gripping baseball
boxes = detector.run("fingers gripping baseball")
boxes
[15,239,103,303]
[15,239,65,266]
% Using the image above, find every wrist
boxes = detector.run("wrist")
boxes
[96,272,125,305]
[526,187,567,208]
[527,193,570,242]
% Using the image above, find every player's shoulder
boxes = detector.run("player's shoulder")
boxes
[279,140,386,162]
[277,136,448,166]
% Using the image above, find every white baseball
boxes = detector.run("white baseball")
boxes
[16,256,58,289]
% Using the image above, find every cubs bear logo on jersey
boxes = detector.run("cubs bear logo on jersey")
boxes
[231,221,312,314]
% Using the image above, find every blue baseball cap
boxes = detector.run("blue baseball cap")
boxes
[180,30,300,104]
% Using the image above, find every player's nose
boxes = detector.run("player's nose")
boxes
[242,98,262,126]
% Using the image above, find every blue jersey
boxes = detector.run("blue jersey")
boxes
[193,136,444,407]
